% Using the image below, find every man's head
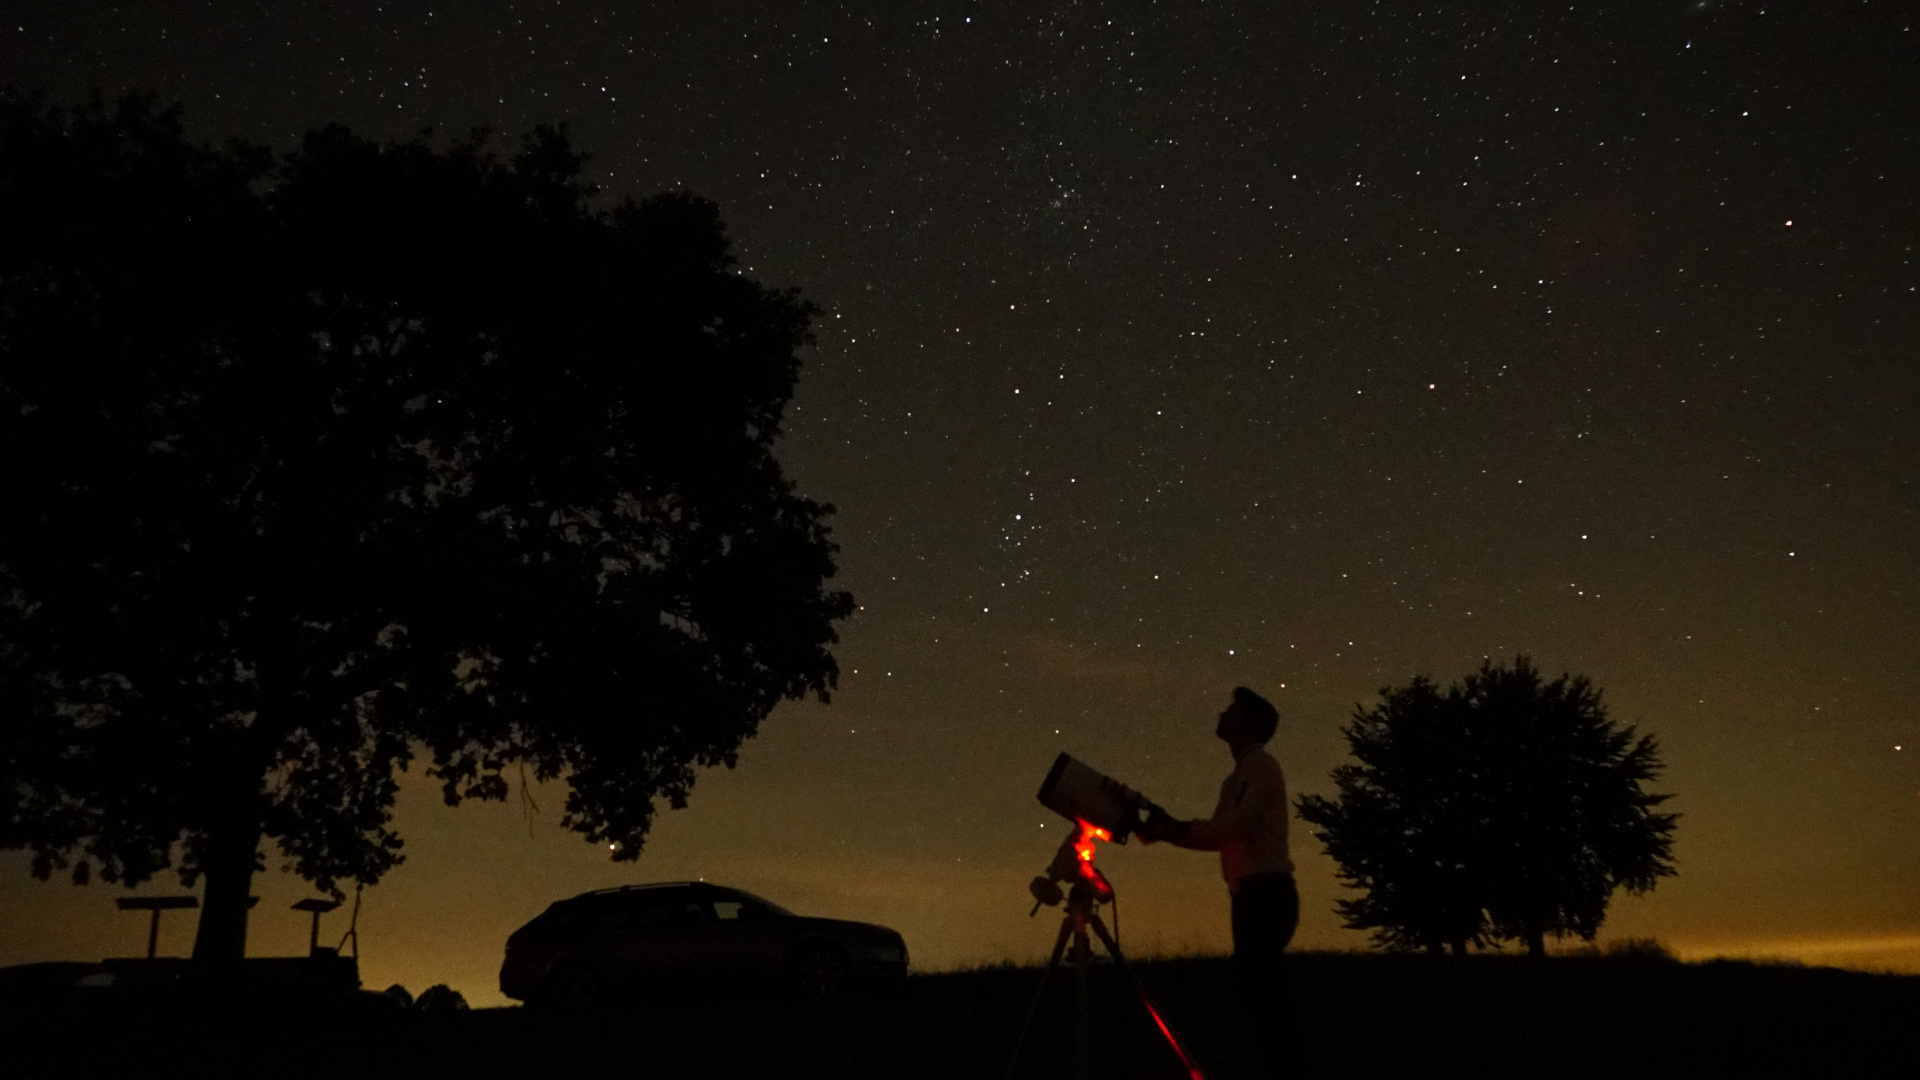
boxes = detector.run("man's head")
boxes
[1215,686,1279,746]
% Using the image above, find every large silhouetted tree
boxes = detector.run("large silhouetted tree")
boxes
[1298,657,1678,956]
[0,95,853,961]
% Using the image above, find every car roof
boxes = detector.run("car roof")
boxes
[559,882,793,912]
[576,881,709,898]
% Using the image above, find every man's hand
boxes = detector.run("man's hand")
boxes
[1138,804,1182,845]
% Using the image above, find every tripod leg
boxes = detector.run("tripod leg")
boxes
[1048,913,1076,969]
[1073,928,1090,1080]
[1085,914,1128,975]
[1000,914,1077,1080]
[1088,915,1208,1080]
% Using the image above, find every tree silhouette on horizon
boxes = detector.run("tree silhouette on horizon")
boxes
[1298,656,1679,956]
[0,95,853,961]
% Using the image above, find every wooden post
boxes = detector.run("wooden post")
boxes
[115,896,199,959]
[291,898,341,956]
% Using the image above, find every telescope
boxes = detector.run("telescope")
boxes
[1035,752,1164,843]
[1011,753,1208,1080]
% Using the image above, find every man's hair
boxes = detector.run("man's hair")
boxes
[1233,686,1280,743]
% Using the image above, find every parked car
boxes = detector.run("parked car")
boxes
[499,881,908,1007]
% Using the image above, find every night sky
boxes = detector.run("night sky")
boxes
[3,2,1917,1005]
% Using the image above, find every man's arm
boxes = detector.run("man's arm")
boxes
[1141,800,1231,851]
[1152,760,1283,850]
[1180,816,1231,851]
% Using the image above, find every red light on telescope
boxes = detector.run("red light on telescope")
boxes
[1071,819,1114,895]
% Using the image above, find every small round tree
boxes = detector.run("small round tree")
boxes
[1298,657,1678,955]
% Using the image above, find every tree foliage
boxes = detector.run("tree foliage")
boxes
[0,95,853,957]
[1297,657,1678,955]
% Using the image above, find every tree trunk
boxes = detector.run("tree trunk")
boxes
[1524,919,1546,957]
[191,820,261,962]
[1449,936,1468,957]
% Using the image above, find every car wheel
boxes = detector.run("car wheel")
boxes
[542,961,604,1011]
[788,943,849,997]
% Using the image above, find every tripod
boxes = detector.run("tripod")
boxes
[1003,876,1206,1080]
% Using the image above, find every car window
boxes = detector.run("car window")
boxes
[714,900,766,921]
[629,897,705,927]
[586,902,635,930]
[583,894,706,930]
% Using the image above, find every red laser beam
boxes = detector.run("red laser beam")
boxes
[1139,994,1208,1080]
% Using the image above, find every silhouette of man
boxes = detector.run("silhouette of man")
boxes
[1139,687,1298,1078]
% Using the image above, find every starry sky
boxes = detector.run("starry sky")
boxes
[3,2,1917,1005]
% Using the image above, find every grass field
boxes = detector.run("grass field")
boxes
[15,952,1918,1079]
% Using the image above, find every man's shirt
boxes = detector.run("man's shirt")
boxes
[1190,745,1294,892]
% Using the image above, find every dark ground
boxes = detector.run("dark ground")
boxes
[9,952,1916,1079]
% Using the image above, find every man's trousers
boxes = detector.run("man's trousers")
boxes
[1231,871,1299,1078]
